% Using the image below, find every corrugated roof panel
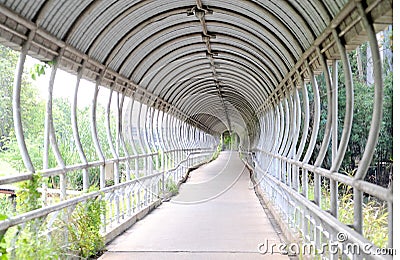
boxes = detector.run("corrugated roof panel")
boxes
[39,0,92,40]
[203,0,303,59]
[323,0,345,19]
[89,0,191,62]
[108,14,197,71]
[69,0,140,53]
[0,0,390,135]
[280,0,328,37]
[0,0,45,20]
[206,23,286,80]
[208,12,294,69]
[128,35,202,82]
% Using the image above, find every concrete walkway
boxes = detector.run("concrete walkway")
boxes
[99,151,288,259]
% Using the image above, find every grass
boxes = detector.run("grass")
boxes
[305,182,389,248]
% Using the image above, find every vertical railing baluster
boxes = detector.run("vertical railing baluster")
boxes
[105,87,120,223]
[303,61,321,206]
[352,2,385,237]
[47,52,67,200]
[13,32,35,174]
[91,76,106,231]
[331,60,339,218]
[71,62,89,191]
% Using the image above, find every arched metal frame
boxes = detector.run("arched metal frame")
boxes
[0,0,393,258]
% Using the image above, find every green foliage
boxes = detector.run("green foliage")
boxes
[0,46,18,152]
[307,182,388,248]
[376,72,393,162]
[0,214,7,260]
[309,38,393,182]
[0,45,43,162]
[223,135,232,147]
[67,187,105,258]
[337,64,393,174]
[16,174,42,213]
[0,45,45,173]
[0,194,15,217]
[29,63,46,81]
[29,61,54,80]
[3,183,106,259]
[14,220,60,260]
[12,174,61,260]
[211,137,223,160]
[166,177,178,195]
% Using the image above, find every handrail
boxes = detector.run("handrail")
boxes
[249,155,391,260]
[0,149,214,232]
[253,148,392,203]
[0,148,212,186]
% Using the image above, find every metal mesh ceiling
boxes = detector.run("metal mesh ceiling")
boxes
[0,0,392,138]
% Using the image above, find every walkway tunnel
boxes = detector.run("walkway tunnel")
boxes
[0,0,393,259]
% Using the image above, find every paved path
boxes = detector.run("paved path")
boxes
[99,151,288,259]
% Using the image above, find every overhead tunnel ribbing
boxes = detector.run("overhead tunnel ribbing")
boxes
[0,0,392,140]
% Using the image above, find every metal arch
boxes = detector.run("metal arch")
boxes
[161,69,265,112]
[204,21,288,79]
[45,53,68,200]
[330,29,354,174]
[174,94,226,120]
[118,92,133,182]
[149,57,272,114]
[313,48,333,168]
[182,111,229,133]
[0,0,393,256]
[0,0,390,123]
[188,114,226,133]
[126,99,139,157]
[71,61,90,191]
[104,11,194,70]
[38,1,93,40]
[69,0,141,52]
[105,87,119,160]
[253,0,316,46]
[143,47,277,99]
[353,2,384,181]
[127,34,281,89]
[62,0,105,43]
[157,109,168,152]
[87,1,193,60]
[201,1,304,57]
[12,33,35,173]
[204,10,295,68]
[123,32,202,79]
[294,76,310,164]
[147,105,157,153]
[91,77,106,188]
[128,39,276,90]
[152,53,274,103]
[301,62,321,165]
[143,104,154,154]
[208,41,281,86]
[126,20,290,85]
[284,0,331,37]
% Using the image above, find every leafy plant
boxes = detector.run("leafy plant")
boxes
[11,174,61,259]
[307,183,389,248]
[166,177,178,195]
[67,187,105,258]
[16,174,42,213]
[0,214,7,260]
[29,61,54,80]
